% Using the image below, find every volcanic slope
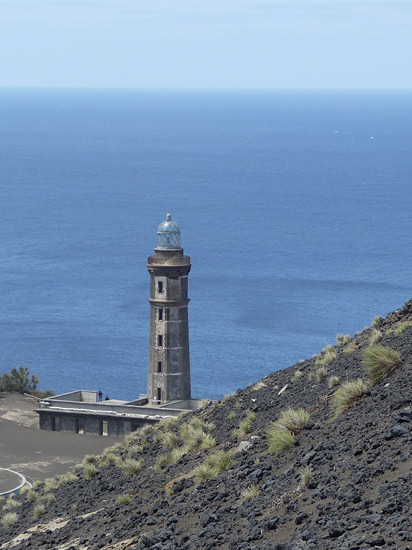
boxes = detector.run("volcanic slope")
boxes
[1,301,412,550]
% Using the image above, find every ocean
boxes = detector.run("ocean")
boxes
[1,89,411,400]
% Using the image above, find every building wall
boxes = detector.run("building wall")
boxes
[37,411,160,436]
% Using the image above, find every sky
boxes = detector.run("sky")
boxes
[0,0,411,89]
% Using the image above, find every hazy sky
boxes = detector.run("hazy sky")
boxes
[1,0,411,89]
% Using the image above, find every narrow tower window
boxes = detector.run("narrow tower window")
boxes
[157,388,162,402]
[158,334,163,347]
[157,361,162,373]
[157,281,163,293]
[158,308,163,321]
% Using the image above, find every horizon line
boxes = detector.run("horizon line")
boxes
[0,86,411,93]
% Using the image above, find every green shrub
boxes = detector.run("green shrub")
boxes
[227,411,236,420]
[117,494,131,505]
[121,458,144,478]
[31,389,55,398]
[300,465,314,487]
[43,478,58,492]
[372,315,383,327]
[343,343,356,355]
[179,423,215,452]
[1,512,18,528]
[0,366,38,394]
[58,473,78,486]
[127,445,142,458]
[83,454,95,464]
[307,370,316,382]
[165,486,174,497]
[273,408,310,434]
[331,379,367,418]
[316,345,337,367]
[124,431,140,446]
[26,490,38,503]
[103,452,117,465]
[197,451,232,482]
[196,462,215,482]
[233,410,257,438]
[328,375,340,388]
[363,345,401,384]
[32,504,45,520]
[157,417,178,431]
[159,431,180,450]
[43,493,56,506]
[169,447,186,464]
[154,453,170,471]
[395,321,412,335]
[83,464,98,480]
[315,367,328,383]
[241,484,259,500]
[267,429,295,456]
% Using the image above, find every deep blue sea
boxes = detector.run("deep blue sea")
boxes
[1,89,411,400]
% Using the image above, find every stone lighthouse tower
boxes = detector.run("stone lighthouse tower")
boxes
[147,214,191,404]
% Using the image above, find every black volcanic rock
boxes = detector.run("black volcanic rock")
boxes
[1,300,412,549]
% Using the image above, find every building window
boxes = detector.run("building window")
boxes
[157,361,162,373]
[158,334,163,346]
[76,418,84,434]
[157,281,163,293]
[164,308,169,321]
[157,388,162,402]
[102,420,108,436]
[158,308,163,321]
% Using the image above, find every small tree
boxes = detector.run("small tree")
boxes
[0,366,39,393]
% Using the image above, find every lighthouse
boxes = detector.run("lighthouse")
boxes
[147,214,191,404]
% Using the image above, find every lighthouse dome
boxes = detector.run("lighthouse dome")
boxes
[157,213,181,249]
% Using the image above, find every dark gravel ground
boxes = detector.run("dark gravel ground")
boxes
[0,301,411,550]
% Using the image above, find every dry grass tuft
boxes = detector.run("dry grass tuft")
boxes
[1,512,18,528]
[83,464,98,480]
[121,458,144,478]
[394,321,412,335]
[2,498,20,512]
[196,451,232,482]
[273,408,310,434]
[336,333,350,345]
[369,328,382,345]
[241,484,260,500]
[328,375,340,388]
[32,504,45,520]
[267,429,295,456]
[233,410,257,438]
[363,345,401,385]
[330,379,368,418]
[316,345,337,367]
[117,494,132,505]
[300,465,314,487]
